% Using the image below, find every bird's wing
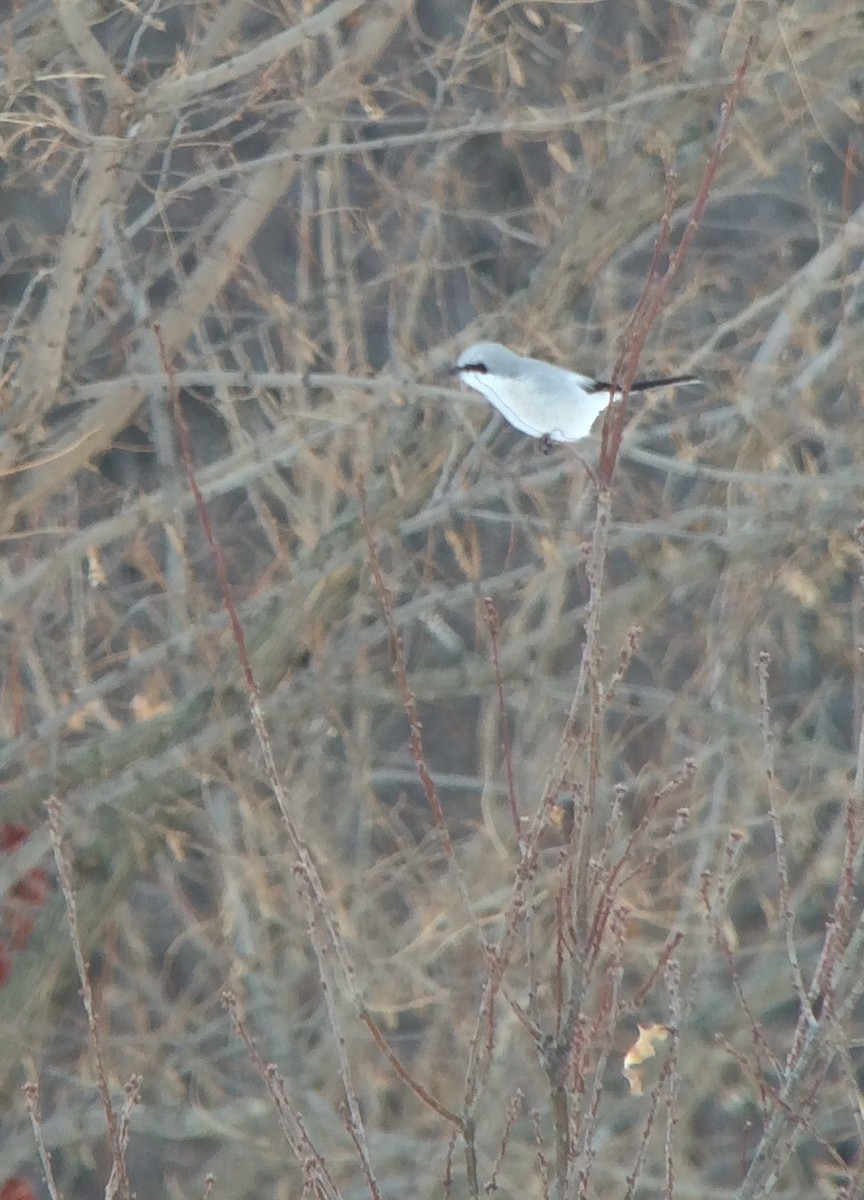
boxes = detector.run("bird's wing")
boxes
[568,371,602,391]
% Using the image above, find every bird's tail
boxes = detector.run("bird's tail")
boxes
[589,374,699,394]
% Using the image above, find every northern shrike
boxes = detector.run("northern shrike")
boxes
[450,342,699,444]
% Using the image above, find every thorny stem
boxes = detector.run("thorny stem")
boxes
[598,39,753,484]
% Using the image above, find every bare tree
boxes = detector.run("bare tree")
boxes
[2,2,864,1198]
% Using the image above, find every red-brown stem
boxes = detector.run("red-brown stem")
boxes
[484,596,522,842]
[46,797,132,1200]
[598,39,753,484]
[153,324,256,700]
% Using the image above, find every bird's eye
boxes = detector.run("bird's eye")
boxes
[464,362,488,374]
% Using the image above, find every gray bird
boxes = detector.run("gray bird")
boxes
[451,342,698,443]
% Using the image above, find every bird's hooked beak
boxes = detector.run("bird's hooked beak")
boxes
[446,363,462,377]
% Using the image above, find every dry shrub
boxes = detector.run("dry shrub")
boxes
[1,2,864,1198]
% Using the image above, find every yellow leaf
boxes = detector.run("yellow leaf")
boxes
[623,1023,670,1096]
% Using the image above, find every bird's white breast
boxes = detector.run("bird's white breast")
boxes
[470,370,612,442]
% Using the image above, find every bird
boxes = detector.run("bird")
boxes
[450,342,699,445]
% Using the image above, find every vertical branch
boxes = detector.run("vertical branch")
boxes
[358,478,488,951]
[23,1075,63,1200]
[222,991,344,1200]
[5,134,127,440]
[598,39,752,484]
[301,883,380,1200]
[46,797,133,1200]
[756,652,812,1027]
[156,325,381,1175]
[484,596,522,843]
[52,0,135,106]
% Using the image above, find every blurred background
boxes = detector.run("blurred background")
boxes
[1,0,863,1196]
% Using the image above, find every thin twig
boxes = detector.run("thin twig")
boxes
[599,39,753,484]
[46,798,132,1200]
[23,1073,63,1200]
[484,596,522,843]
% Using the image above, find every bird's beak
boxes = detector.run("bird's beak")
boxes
[447,364,462,377]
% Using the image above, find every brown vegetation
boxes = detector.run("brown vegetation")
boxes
[1,1,864,1198]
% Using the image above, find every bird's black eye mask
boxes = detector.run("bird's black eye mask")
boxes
[454,362,488,374]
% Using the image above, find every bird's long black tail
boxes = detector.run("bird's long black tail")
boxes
[588,373,699,394]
